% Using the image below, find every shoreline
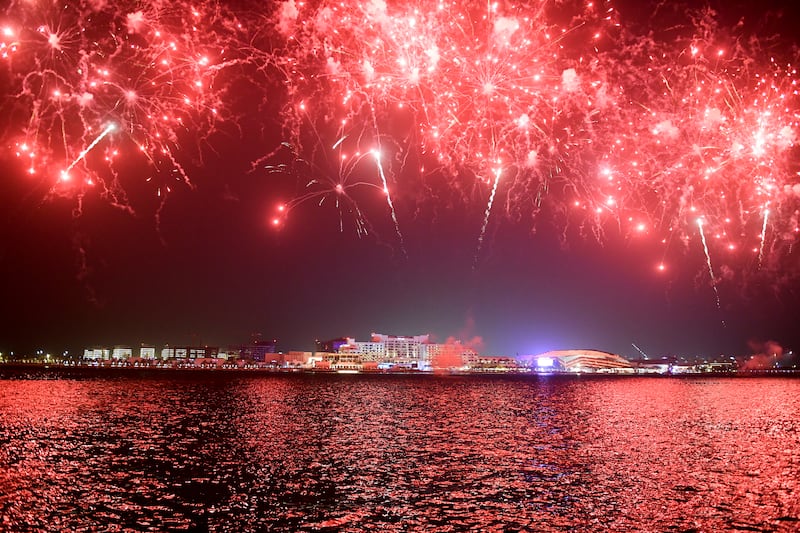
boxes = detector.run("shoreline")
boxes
[1,361,798,377]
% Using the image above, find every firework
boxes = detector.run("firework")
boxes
[269,0,620,254]
[1,0,798,282]
[262,0,800,279]
[1,0,252,201]
[265,139,390,237]
[587,8,800,279]
[697,217,723,315]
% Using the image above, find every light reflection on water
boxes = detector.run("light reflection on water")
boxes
[0,370,798,531]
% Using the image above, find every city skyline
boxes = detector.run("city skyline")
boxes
[2,0,800,360]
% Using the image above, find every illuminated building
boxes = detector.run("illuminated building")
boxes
[161,346,220,360]
[316,338,350,353]
[332,335,427,366]
[349,340,386,361]
[319,352,362,371]
[139,346,156,359]
[239,339,277,362]
[424,343,480,370]
[83,348,111,360]
[112,347,133,359]
[462,355,520,371]
[370,333,430,367]
[331,334,486,370]
[285,351,314,368]
[525,350,633,372]
[162,346,186,360]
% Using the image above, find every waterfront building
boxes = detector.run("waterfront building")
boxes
[373,333,429,363]
[161,346,220,360]
[239,339,277,362]
[330,335,425,367]
[463,355,520,371]
[83,348,111,360]
[322,338,390,363]
[139,346,156,359]
[694,361,737,373]
[217,347,243,361]
[191,346,219,359]
[162,346,185,360]
[331,333,487,370]
[190,358,225,368]
[627,357,676,374]
[112,347,133,360]
[523,350,633,373]
[312,352,336,370]
[316,338,350,353]
[285,351,313,368]
[319,351,363,371]
[423,342,479,370]
[349,339,385,361]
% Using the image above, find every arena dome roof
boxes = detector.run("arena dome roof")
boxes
[530,350,632,371]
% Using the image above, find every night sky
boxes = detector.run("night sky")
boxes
[1,0,800,359]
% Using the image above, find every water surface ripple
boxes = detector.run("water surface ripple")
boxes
[0,370,798,531]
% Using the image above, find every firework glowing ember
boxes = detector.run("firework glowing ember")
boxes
[269,0,621,254]
[589,12,800,281]
[1,0,252,202]
[264,141,389,237]
[265,0,800,278]
[2,0,799,281]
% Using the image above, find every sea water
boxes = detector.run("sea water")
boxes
[0,369,797,531]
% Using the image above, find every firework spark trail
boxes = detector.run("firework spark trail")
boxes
[759,207,770,269]
[269,0,619,233]
[2,0,256,199]
[591,12,800,279]
[475,166,502,269]
[631,343,650,359]
[269,0,795,274]
[697,218,724,319]
[266,141,387,238]
[262,0,800,287]
[373,149,406,259]
[61,123,116,179]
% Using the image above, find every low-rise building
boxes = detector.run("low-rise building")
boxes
[112,347,133,360]
[285,351,313,368]
[139,346,156,359]
[239,339,277,362]
[83,348,110,361]
[464,355,520,371]
[161,346,219,360]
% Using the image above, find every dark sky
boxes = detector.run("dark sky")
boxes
[1,0,799,359]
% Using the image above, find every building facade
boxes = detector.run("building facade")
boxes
[83,348,111,360]
[139,346,156,359]
[240,339,277,362]
[326,333,484,370]
[161,346,220,360]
